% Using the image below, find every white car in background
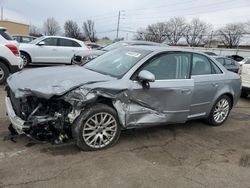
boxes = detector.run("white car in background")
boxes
[240,58,250,97]
[19,36,88,66]
[238,57,250,65]
[0,27,23,84]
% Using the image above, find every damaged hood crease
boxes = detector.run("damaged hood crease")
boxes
[7,66,116,99]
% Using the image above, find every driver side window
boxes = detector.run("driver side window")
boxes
[142,53,191,80]
[42,38,58,46]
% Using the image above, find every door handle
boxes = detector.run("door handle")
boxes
[52,49,57,51]
[181,89,191,94]
[212,83,219,87]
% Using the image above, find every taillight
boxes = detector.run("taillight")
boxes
[5,44,19,56]
[86,45,91,49]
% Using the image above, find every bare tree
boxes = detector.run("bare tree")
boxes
[216,23,245,48]
[29,25,43,37]
[43,17,61,36]
[135,22,167,43]
[184,18,211,47]
[165,17,187,45]
[83,20,96,42]
[64,20,82,39]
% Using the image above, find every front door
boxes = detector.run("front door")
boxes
[33,37,59,63]
[127,52,194,126]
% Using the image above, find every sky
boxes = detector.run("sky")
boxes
[0,0,250,39]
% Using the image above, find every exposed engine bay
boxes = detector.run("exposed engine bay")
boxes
[7,86,75,144]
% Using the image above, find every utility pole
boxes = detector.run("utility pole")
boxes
[1,7,3,21]
[116,11,121,39]
[208,31,213,48]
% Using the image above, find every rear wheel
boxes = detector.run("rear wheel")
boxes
[0,63,9,84]
[206,95,232,126]
[20,52,31,67]
[72,104,121,151]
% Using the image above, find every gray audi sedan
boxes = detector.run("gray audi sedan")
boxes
[5,46,241,151]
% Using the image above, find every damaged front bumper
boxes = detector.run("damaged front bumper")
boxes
[5,97,29,134]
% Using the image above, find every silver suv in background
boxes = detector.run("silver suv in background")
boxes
[240,58,250,97]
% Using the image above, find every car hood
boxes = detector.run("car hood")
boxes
[7,65,116,99]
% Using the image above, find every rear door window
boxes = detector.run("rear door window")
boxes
[192,54,212,75]
[59,38,80,47]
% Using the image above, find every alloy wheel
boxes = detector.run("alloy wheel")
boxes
[0,67,4,80]
[213,98,230,123]
[21,54,28,66]
[82,112,117,149]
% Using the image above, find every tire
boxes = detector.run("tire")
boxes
[241,90,248,98]
[206,95,232,126]
[0,63,9,84]
[72,104,121,151]
[20,52,31,67]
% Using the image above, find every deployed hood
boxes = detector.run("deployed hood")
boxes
[7,65,115,99]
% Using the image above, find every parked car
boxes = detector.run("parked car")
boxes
[238,57,250,65]
[0,27,23,84]
[203,52,217,56]
[5,46,241,150]
[12,35,37,43]
[86,43,103,49]
[240,58,250,97]
[19,36,88,66]
[213,56,240,73]
[72,40,168,64]
[226,55,244,62]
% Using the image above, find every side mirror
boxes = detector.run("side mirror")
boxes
[37,41,45,46]
[138,70,155,83]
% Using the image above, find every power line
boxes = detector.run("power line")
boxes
[123,2,249,20]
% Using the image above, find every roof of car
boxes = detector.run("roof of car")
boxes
[127,45,210,55]
[43,35,83,42]
[12,35,37,38]
[120,40,168,46]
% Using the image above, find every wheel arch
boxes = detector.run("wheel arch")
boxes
[0,56,11,71]
[222,93,234,109]
[93,96,126,127]
[20,50,32,62]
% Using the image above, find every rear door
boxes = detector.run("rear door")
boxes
[190,53,224,117]
[57,38,83,64]
[128,52,194,126]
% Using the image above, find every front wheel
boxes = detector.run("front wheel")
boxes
[72,104,121,151]
[20,52,31,67]
[206,95,232,126]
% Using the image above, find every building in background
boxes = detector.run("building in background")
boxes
[0,20,29,35]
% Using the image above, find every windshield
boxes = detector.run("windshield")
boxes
[83,48,151,78]
[102,42,129,51]
[30,36,45,44]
